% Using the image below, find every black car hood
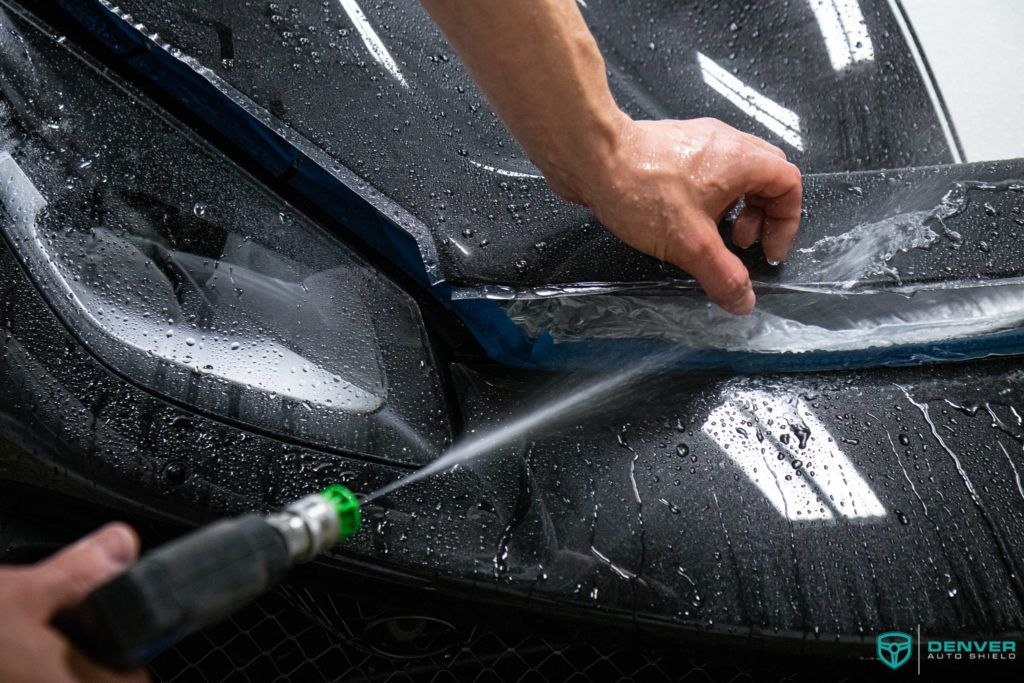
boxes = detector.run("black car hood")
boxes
[48,0,1024,376]
[53,0,968,289]
[6,262,1024,647]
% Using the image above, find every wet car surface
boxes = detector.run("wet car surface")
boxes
[2,0,1024,681]
[39,0,1024,374]
[60,0,959,289]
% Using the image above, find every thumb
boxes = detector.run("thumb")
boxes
[668,218,755,315]
[31,523,140,615]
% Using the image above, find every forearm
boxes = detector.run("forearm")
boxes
[420,1,802,315]
[419,0,626,201]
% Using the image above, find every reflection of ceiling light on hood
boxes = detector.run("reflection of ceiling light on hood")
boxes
[808,0,875,71]
[703,390,886,522]
[338,0,408,87]
[697,52,804,151]
[468,160,543,180]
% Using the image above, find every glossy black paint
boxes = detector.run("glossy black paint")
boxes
[0,483,955,683]
[6,221,1024,644]
[51,0,968,289]
[89,0,956,173]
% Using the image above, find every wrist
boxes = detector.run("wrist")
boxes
[536,106,632,205]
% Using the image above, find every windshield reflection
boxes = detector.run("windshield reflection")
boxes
[337,0,408,87]
[697,52,805,151]
[808,0,875,71]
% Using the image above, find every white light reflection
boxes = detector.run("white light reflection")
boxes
[338,0,408,87]
[697,52,805,151]
[702,390,885,521]
[808,0,875,71]
[469,160,544,179]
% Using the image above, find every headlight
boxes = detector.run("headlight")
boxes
[0,8,448,463]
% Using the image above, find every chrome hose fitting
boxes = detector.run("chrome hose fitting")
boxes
[265,493,341,563]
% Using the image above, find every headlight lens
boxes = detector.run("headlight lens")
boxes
[0,10,448,463]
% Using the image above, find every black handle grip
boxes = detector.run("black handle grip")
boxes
[55,514,290,670]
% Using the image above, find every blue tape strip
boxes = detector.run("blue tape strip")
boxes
[525,325,1024,373]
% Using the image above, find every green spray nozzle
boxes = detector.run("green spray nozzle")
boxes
[59,487,366,670]
[320,484,361,540]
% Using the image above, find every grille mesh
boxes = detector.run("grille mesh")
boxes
[148,586,828,683]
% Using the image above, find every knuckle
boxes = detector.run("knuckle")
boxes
[724,138,746,159]
[741,132,763,147]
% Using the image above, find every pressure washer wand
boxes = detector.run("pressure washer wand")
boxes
[55,485,362,671]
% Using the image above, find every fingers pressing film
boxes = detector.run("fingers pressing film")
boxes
[665,218,756,315]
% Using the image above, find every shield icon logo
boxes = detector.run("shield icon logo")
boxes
[877,631,913,670]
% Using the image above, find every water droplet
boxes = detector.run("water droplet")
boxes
[164,461,188,484]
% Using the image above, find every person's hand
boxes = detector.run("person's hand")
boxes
[558,117,803,315]
[418,1,801,314]
[0,523,147,683]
